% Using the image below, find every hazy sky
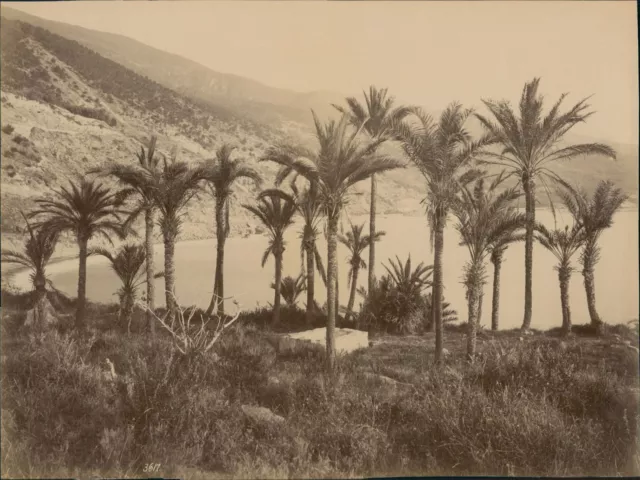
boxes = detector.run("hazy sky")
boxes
[8,1,639,144]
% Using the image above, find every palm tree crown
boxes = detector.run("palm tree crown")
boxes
[339,223,384,280]
[535,223,586,273]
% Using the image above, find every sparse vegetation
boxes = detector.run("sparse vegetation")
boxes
[1,124,15,134]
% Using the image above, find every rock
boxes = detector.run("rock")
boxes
[241,405,285,426]
[442,348,450,357]
[284,328,368,355]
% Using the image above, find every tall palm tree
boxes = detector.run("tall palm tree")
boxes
[262,112,403,369]
[201,144,262,316]
[2,214,59,328]
[333,86,410,296]
[559,180,628,333]
[89,244,148,333]
[29,179,128,328]
[90,135,161,334]
[535,223,585,335]
[394,103,492,362]
[453,177,524,359]
[271,274,306,308]
[243,189,297,326]
[339,223,385,323]
[152,155,207,321]
[475,78,616,331]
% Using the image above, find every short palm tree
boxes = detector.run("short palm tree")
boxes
[1,214,59,328]
[333,86,410,296]
[488,231,525,331]
[384,254,433,300]
[152,154,207,321]
[290,183,327,325]
[271,274,306,308]
[201,144,262,316]
[453,177,524,359]
[262,112,403,369]
[475,78,617,331]
[394,103,492,362]
[243,189,297,325]
[560,180,628,333]
[29,179,128,328]
[339,223,385,323]
[90,135,161,334]
[535,223,586,335]
[89,244,148,333]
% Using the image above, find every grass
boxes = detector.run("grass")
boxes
[1,290,639,478]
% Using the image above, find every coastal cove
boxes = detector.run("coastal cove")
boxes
[8,209,639,331]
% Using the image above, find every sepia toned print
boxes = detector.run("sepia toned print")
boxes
[0,1,638,478]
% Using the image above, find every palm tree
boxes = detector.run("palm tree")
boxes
[453,177,524,359]
[333,86,410,296]
[29,179,128,328]
[423,292,458,329]
[243,189,297,326]
[384,254,433,300]
[535,223,585,335]
[488,231,525,331]
[201,144,262,317]
[289,183,327,325]
[475,78,617,331]
[559,180,628,333]
[152,154,207,321]
[394,103,492,362]
[262,112,403,369]
[339,223,385,323]
[90,135,161,334]
[1,214,59,328]
[272,274,306,308]
[89,244,148,333]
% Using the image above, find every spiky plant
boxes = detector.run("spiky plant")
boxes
[29,179,128,328]
[262,112,404,369]
[333,86,410,296]
[475,78,617,331]
[535,223,586,335]
[559,180,628,333]
[453,176,524,359]
[201,144,262,316]
[271,274,306,307]
[1,214,59,328]
[90,135,161,334]
[243,189,297,326]
[339,222,385,323]
[394,103,493,362]
[89,244,148,333]
[423,292,458,328]
[384,255,433,299]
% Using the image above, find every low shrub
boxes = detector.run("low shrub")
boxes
[62,104,117,127]
[1,124,14,134]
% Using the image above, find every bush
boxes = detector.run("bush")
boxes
[62,104,117,127]
[11,134,28,146]
[1,124,14,134]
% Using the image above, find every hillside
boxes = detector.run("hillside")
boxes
[0,6,345,127]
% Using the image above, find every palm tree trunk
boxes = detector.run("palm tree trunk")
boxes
[559,268,572,335]
[207,196,226,316]
[76,235,89,329]
[335,254,340,326]
[583,265,603,333]
[345,266,359,323]
[120,294,135,335]
[477,291,484,326]
[433,214,445,363]
[144,208,156,335]
[466,273,480,360]
[164,232,177,321]
[521,175,535,331]
[368,174,377,295]
[491,254,503,331]
[428,288,436,332]
[273,247,283,326]
[306,244,315,327]
[326,212,339,370]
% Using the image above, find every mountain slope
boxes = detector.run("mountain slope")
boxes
[0,6,345,127]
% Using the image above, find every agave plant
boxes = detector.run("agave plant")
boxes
[1,214,59,328]
[271,274,306,307]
